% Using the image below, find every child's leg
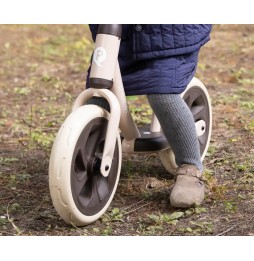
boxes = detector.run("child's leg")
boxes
[147,93,204,208]
[147,93,203,171]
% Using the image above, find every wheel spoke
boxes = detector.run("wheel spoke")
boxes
[184,90,202,107]
[95,176,109,201]
[85,176,101,208]
[191,105,205,120]
[73,171,89,195]
[78,122,99,161]
[86,124,106,158]
[77,126,92,163]
[198,133,206,145]
[184,95,192,108]
[74,148,88,172]
[72,149,89,196]
[78,178,93,207]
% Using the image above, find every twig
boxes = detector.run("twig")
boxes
[22,118,35,128]
[28,105,34,148]
[123,199,147,211]
[26,195,47,215]
[216,226,236,236]
[0,230,16,236]
[124,202,151,216]
[6,200,22,235]
[0,196,14,201]
[70,222,93,235]
[163,227,177,236]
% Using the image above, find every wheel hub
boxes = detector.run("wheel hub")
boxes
[89,157,101,176]
[195,119,206,137]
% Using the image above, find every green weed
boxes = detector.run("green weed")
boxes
[101,207,124,222]
[0,157,19,165]
[0,216,8,226]
[206,145,217,157]
[240,101,254,110]
[204,169,227,200]
[31,129,55,149]
[224,201,238,213]
[236,87,254,96]
[146,211,184,225]
[14,87,30,95]
[102,226,113,236]
[129,103,152,126]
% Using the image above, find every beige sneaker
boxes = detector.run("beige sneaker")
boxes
[170,164,204,208]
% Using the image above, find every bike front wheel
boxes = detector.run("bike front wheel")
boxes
[49,105,122,226]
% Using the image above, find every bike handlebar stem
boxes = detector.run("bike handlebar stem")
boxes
[98,24,122,38]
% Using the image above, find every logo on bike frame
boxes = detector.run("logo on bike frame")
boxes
[93,47,107,67]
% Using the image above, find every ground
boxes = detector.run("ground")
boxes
[0,25,253,236]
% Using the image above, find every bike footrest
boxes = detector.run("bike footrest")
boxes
[133,127,169,152]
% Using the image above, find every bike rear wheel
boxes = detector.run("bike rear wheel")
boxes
[158,77,212,174]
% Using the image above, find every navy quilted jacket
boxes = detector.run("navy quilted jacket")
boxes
[87,24,212,95]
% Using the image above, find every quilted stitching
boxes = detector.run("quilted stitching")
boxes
[87,24,211,96]
[133,24,211,58]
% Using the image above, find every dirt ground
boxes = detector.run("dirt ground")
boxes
[0,25,253,236]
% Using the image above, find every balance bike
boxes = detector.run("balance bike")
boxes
[49,25,212,226]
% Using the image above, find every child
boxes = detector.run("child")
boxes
[86,24,212,208]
